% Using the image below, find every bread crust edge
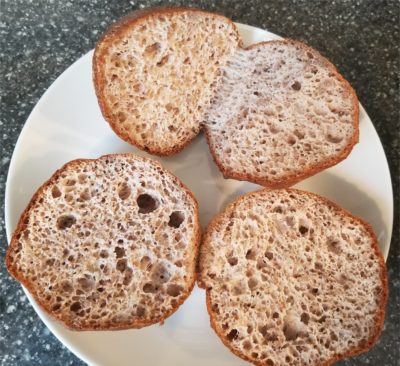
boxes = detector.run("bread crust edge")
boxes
[5,153,201,331]
[199,188,388,366]
[92,6,241,156]
[203,39,360,188]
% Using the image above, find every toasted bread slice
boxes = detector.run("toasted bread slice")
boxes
[204,40,359,188]
[199,189,387,366]
[6,154,200,330]
[93,7,240,156]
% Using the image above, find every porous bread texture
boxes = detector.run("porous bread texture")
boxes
[6,154,200,330]
[93,7,240,156]
[199,189,387,366]
[204,40,359,188]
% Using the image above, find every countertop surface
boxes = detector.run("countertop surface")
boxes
[0,1,398,365]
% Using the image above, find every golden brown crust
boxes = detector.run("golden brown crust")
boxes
[6,153,201,331]
[93,6,240,156]
[203,39,360,188]
[199,188,388,365]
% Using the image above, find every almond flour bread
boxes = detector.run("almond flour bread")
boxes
[204,40,359,188]
[199,189,387,366]
[93,7,359,188]
[6,154,200,330]
[93,7,240,155]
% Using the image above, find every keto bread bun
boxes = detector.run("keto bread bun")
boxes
[199,188,387,366]
[6,154,200,330]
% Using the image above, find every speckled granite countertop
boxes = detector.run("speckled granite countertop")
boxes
[0,1,399,365]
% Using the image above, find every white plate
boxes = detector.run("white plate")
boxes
[5,24,393,366]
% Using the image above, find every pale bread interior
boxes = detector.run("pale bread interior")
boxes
[199,189,386,366]
[205,42,357,186]
[96,11,239,154]
[6,155,199,330]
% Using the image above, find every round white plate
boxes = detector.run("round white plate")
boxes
[5,24,393,366]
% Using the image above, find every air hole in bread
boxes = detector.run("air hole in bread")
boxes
[80,189,91,201]
[52,303,61,311]
[144,42,161,56]
[246,249,256,260]
[167,284,183,297]
[118,182,131,200]
[64,179,76,186]
[227,257,238,266]
[266,359,274,366]
[51,186,62,198]
[116,258,127,272]
[157,54,170,67]
[269,124,279,134]
[326,133,343,143]
[168,211,184,228]
[294,129,305,140]
[77,275,95,292]
[258,325,268,337]
[264,251,273,260]
[248,276,259,290]
[174,260,182,267]
[100,250,109,258]
[299,225,309,235]
[287,136,296,145]
[143,282,157,293]
[243,340,251,350]
[46,258,55,266]
[301,312,310,325]
[283,315,304,341]
[136,306,145,317]
[140,255,151,269]
[61,280,73,293]
[137,194,158,213]
[123,267,133,285]
[70,301,82,314]
[57,215,76,230]
[114,246,125,258]
[252,352,259,359]
[291,81,301,90]
[151,263,172,283]
[226,329,238,341]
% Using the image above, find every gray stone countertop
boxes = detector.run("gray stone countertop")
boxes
[0,1,398,365]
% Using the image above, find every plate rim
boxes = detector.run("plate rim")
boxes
[4,23,394,366]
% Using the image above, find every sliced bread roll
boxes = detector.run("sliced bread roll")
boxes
[93,7,240,155]
[204,40,359,188]
[6,154,200,330]
[94,8,359,188]
[199,189,387,366]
